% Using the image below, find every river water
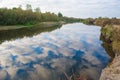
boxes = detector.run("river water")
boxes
[0,23,110,80]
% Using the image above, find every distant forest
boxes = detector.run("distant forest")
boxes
[0,4,80,25]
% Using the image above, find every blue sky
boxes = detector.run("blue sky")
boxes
[0,0,120,18]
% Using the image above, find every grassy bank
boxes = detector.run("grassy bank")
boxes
[100,24,120,80]
[101,24,120,54]
[0,22,63,31]
[0,25,26,31]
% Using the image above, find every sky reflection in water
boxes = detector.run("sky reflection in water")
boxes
[0,23,110,80]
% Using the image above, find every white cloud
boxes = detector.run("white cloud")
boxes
[0,70,8,80]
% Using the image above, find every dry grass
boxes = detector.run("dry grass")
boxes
[101,24,120,54]
[112,25,120,41]
[112,41,120,54]
[0,26,26,31]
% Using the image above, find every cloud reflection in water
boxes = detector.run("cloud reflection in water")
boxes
[0,23,110,80]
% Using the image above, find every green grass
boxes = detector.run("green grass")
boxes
[101,25,113,40]
[16,22,35,28]
[0,22,63,31]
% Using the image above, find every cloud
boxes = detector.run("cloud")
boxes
[32,64,51,80]
[51,58,76,71]
[0,70,9,80]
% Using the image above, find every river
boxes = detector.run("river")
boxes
[0,23,111,80]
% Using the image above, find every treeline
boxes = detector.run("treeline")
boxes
[0,5,80,25]
[0,7,59,25]
[82,17,120,27]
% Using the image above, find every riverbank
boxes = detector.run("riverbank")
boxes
[100,24,120,80]
[0,21,64,31]
[100,55,120,80]
[0,25,27,31]
[82,18,120,80]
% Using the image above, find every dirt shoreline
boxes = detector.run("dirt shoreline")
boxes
[100,55,120,80]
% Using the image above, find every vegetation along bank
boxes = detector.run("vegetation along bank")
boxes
[0,4,81,30]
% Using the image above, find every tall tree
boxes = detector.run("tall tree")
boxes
[58,12,63,17]
[35,7,41,13]
[19,5,22,9]
[26,4,32,11]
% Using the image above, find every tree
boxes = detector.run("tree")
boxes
[58,12,63,17]
[35,7,41,13]
[26,4,32,11]
[0,6,81,25]
[19,5,22,9]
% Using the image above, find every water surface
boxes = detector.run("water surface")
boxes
[0,23,110,80]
